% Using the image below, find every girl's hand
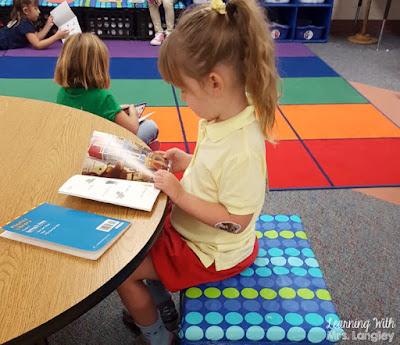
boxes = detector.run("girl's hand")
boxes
[163,148,192,173]
[153,170,184,202]
[128,104,139,119]
[46,15,54,28]
[55,29,69,40]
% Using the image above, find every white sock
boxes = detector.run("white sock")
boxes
[136,311,172,345]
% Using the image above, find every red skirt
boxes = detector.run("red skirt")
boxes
[150,214,259,292]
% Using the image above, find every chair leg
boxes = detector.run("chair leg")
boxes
[352,0,363,34]
[377,0,392,50]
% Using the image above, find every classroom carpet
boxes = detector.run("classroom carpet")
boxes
[1,41,399,190]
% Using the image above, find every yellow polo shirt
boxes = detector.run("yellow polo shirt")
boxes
[170,105,267,271]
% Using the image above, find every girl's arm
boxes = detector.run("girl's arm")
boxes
[26,29,68,50]
[114,104,139,135]
[153,170,253,233]
[36,15,54,40]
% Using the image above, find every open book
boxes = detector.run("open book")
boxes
[123,102,155,123]
[50,1,82,42]
[0,203,131,260]
[59,131,170,211]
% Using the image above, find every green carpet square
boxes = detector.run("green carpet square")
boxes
[0,79,175,107]
[0,79,59,103]
[110,80,175,106]
[280,77,369,105]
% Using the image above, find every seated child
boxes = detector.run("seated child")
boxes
[0,0,68,50]
[54,33,159,148]
[117,0,280,344]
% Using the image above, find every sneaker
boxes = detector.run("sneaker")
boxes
[132,331,179,345]
[148,140,160,151]
[122,299,180,335]
[158,299,180,332]
[150,32,165,46]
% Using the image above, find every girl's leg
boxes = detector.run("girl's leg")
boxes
[162,0,175,35]
[136,119,159,145]
[148,1,163,34]
[117,254,159,326]
[117,254,175,344]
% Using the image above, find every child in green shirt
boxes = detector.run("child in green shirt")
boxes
[54,33,159,147]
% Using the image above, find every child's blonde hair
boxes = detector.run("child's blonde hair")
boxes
[9,0,39,26]
[158,0,280,143]
[54,33,111,89]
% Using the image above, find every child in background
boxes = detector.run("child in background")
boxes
[0,0,68,50]
[148,0,175,46]
[54,33,159,148]
[117,0,279,344]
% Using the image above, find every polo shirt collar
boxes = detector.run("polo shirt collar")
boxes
[201,104,256,142]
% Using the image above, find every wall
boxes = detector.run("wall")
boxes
[332,0,400,20]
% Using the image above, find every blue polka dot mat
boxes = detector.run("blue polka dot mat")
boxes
[179,215,344,344]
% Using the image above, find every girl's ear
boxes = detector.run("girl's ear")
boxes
[22,6,29,15]
[207,72,224,97]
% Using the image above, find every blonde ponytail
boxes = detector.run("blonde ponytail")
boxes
[159,0,280,142]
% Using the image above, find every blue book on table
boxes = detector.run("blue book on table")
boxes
[0,203,131,260]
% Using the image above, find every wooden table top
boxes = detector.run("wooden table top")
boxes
[0,96,168,345]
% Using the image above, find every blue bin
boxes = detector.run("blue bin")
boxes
[295,25,325,40]
[270,23,290,40]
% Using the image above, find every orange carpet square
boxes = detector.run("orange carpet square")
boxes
[280,104,400,139]
[176,107,297,142]
[146,107,184,142]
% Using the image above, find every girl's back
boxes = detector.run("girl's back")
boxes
[57,87,121,122]
[0,18,35,50]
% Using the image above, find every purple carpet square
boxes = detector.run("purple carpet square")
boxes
[4,41,63,57]
[0,50,6,57]
[105,41,160,58]
[275,43,316,57]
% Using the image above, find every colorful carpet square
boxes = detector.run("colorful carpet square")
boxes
[1,41,399,189]
[280,104,400,140]
[304,138,400,187]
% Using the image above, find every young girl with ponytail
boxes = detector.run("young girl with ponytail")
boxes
[117,1,279,344]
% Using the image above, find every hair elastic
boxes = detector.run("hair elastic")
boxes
[210,0,226,15]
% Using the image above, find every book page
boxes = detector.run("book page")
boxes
[50,1,82,42]
[50,1,76,27]
[59,175,161,211]
[82,131,170,183]
[59,17,82,42]
[138,112,155,123]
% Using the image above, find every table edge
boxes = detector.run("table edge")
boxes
[3,201,169,345]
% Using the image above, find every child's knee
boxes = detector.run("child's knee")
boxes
[143,119,159,133]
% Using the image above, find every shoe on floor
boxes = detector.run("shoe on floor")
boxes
[148,140,160,151]
[132,331,179,345]
[123,299,180,335]
[150,32,165,46]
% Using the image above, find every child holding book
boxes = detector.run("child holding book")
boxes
[117,0,279,344]
[54,33,159,148]
[0,0,68,50]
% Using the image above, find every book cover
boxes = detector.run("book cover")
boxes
[122,103,155,123]
[0,203,131,260]
[59,131,170,211]
[50,1,82,41]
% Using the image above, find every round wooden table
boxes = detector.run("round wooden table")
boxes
[0,96,168,345]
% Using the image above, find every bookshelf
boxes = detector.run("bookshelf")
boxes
[262,0,334,43]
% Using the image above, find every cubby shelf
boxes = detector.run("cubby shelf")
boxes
[262,0,334,43]
[0,0,334,42]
